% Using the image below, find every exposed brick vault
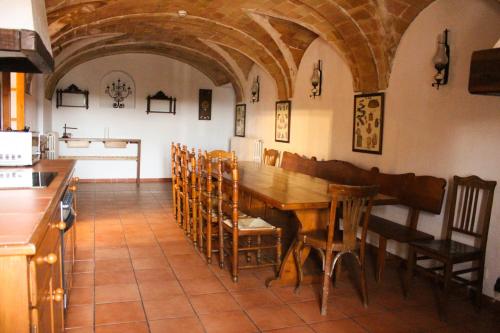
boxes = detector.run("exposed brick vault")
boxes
[44,0,435,102]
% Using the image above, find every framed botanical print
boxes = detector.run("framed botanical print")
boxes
[199,89,212,120]
[234,104,246,137]
[275,100,291,143]
[352,92,385,154]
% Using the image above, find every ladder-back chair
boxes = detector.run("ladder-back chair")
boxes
[217,157,282,282]
[404,175,496,320]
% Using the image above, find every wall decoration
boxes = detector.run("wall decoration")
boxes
[105,78,132,108]
[146,91,176,115]
[199,89,212,120]
[56,84,89,109]
[234,104,246,137]
[100,71,135,109]
[275,100,291,143]
[352,92,384,154]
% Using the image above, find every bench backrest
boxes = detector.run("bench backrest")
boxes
[281,151,447,215]
[281,151,318,176]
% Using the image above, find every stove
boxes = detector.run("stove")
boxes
[0,169,57,189]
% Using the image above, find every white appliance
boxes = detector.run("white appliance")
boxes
[0,131,41,166]
[230,137,263,162]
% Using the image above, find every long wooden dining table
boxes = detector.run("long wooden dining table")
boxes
[234,161,399,287]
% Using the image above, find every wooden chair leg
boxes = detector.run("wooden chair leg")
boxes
[475,260,485,310]
[377,236,387,282]
[359,254,369,307]
[293,240,304,293]
[404,246,416,298]
[256,235,262,264]
[321,250,334,316]
[219,221,224,269]
[439,262,453,321]
[198,212,203,251]
[191,207,197,247]
[206,219,212,264]
[246,236,252,263]
[232,232,239,282]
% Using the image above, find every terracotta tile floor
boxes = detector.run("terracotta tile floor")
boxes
[65,183,499,333]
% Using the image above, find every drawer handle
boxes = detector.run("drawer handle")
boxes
[37,253,57,265]
[69,185,77,192]
[52,288,64,302]
[52,221,67,231]
[73,177,80,183]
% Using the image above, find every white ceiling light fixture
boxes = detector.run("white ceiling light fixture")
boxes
[177,10,187,17]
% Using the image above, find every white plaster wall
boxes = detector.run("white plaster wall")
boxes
[246,0,500,298]
[52,53,235,180]
[245,37,353,159]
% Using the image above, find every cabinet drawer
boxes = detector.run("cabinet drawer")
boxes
[29,226,61,307]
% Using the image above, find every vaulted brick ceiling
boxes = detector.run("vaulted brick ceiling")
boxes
[44,0,435,101]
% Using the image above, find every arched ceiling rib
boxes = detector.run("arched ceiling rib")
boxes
[44,0,435,100]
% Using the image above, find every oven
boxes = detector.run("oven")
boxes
[59,186,77,310]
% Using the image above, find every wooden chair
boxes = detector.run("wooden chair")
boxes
[174,144,184,227]
[263,148,280,166]
[170,142,178,219]
[404,175,496,319]
[197,150,218,262]
[217,157,282,282]
[293,184,379,315]
[177,146,190,232]
[198,150,235,263]
[186,148,198,244]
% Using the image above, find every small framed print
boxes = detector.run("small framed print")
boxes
[352,92,385,154]
[199,89,212,120]
[234,104,246,137]
[275,100,291,143]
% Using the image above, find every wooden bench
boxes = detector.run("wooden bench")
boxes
[281,151,447,281]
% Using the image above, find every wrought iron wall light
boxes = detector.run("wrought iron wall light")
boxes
[105,79,132,108]
[251,76,260,103]
[310,60,322,98]
[432,29,450,89]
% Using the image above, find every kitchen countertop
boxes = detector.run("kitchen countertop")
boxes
[0,159,76,255]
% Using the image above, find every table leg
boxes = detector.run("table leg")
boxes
[376,236,387,282]
[267,208,328,287]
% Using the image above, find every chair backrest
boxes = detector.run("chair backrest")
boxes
[187,148,197,199]
[327,184,379,255]
[263,148,280,167]
[208,149,234,160]
[216,155,239,231]
[198,150,215,219]
[446,175,496,250]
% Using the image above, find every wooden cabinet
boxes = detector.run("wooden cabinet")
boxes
[0,161,76,333]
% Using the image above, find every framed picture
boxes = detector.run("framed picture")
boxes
[275,100,291,143]
[234,104,246,137]
[199,89,212,120]
[352,92,385,154]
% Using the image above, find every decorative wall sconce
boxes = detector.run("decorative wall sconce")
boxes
[251,76,260,103]
[310,60,322,98]
[105,78,132,108]
[432,29,450,89]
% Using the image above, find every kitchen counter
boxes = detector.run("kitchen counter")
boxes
[0,159,76,255]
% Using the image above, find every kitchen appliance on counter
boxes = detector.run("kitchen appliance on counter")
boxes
[0,169,57,189]
[0,131,43,166]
